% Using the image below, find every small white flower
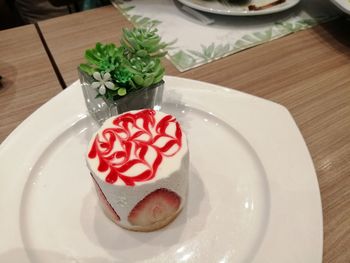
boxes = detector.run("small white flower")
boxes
[91,72,116,95]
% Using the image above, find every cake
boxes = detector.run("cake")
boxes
[86,109,189,232]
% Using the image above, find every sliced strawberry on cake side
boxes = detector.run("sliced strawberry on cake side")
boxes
[91,174,120,223]
[128,188,181,231]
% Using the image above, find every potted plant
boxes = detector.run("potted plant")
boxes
[78,26,167,125]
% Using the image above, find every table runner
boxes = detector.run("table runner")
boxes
[112,0,340,72]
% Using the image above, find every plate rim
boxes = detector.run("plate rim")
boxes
[176,0,301,16]
[0,76,323,262]
[330,0,350,15]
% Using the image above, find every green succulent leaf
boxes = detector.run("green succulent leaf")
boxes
[144,74,154,87]
[117,88,127,96]
[95,42,104,54]
[150,51,167,58]
[133,74,144,86]
[79,63,94,75]
[154,69,165,83]
[153,62,162,76]
[136,50,148,57]
[85,50,101,65]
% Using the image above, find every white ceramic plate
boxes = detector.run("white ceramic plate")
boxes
[330,0,350,15]
[177,0,300,16]
[0,76,322,262]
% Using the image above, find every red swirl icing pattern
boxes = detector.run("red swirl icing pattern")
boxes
[88,109,183,186]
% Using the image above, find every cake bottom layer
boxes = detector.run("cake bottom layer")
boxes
[107,207,182,232]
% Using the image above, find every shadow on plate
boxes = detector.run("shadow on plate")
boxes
[80,165,209,261]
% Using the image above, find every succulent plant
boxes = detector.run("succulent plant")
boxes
[80,43,122,75]
[79,27,167,102]
[121,27,168,58]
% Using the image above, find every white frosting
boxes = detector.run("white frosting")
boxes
[86,110,189,228]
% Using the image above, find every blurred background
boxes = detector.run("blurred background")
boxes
[0,0,111,30]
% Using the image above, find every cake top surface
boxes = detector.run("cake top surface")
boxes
[87,109,186,186]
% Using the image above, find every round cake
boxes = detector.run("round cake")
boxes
[86,109,189,232]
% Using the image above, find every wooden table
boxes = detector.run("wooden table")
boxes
[0,24,61,142]
[2,5,349,262]
[39,7,350,262]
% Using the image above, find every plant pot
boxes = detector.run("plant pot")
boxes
[78,69,164,125]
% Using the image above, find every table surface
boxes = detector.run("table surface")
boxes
[2,5,350,262]
[0,24,61,142]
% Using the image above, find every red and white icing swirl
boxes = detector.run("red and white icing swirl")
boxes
[88,109,183,186]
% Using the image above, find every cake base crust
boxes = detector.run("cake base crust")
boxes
[103,205,182,232]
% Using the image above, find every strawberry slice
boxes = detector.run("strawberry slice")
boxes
[91,174,120,223]
[128,188,181,227]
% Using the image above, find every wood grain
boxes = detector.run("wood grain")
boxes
[0,25,61,143]
[39,6,132,86]
[39,7,350,262]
